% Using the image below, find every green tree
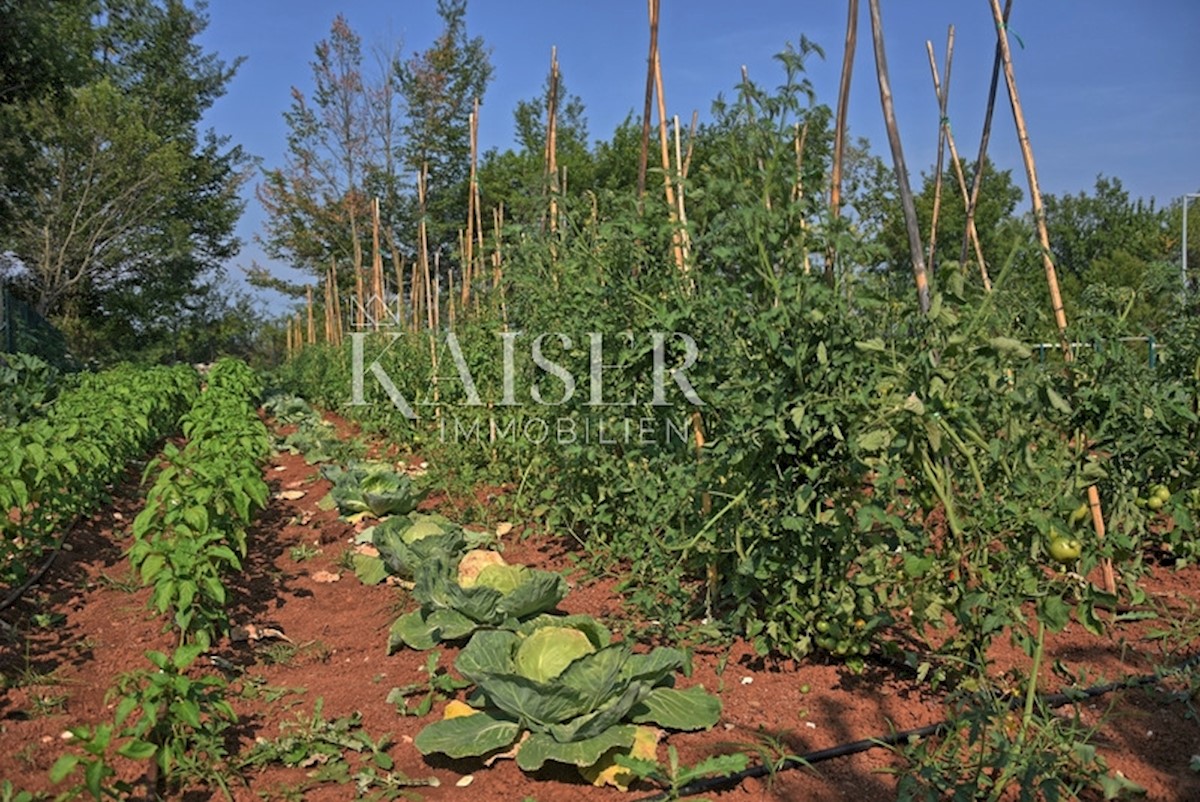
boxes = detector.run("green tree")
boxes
[0,0,246,361]
[396,0,492,256]
[1044,176,1176,331]
[874,157,1023,287]
[478,66,591,226]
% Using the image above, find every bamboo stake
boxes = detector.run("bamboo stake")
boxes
[962,0,1013,268]
[792,120,812,275]
[653,38,688,275]
[926,38,992,290]
[418,164,433,332]
[384,227,405,330]
[463,103,478,308]
[868,0,930,314]
[323,269,334,343]
[672,115,692,269]
[433,251,441,332]
[987,0,1114,595]
[371,197,384,328]
[637,0,660,206]
[681,110,699,179]
[987,0,1067,343]
[330,258,343,345]
[925,27,954,275]
[306,285,315,345]
[828,0,859,283]
[546,47,560,234]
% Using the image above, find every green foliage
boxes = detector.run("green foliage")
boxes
[615,745,750,802]
[372,512,466,579]
[0,352,62,424]
[0,362,197,593]
[321,460,426,518]
[110,645,237,797]
[0,0,246,361]
[892,692,1144,801]
[414,616,720,773]
[129,358,269,647]
[385,650,471,717]
[388,552,567,651]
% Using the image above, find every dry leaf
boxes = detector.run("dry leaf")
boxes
[310,570,341,583]
[455,776,474,788]
[355,544,380,558]
[275,490,306,501]
[484,731,529,767]
[495,522,514,537]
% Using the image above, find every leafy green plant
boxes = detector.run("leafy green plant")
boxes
[890,691,1144,801]
[385,650,471,717]
[615,745,750,801]
[241,698,437,797]
[109,644,238,798]
[49,722,145,800]
[388,550,567,651]
[372,512,466,579]
[322,460,426,518]
[414,615,721,778]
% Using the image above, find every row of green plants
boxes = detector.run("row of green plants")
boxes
[51,359,271,800]
[0,362,198,593]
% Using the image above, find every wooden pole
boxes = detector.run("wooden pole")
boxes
[987,0,1067,343]
[653,37,688,275]
[545,47,560,234]
[925,28,954,275]
[926,37,992,291]
[987,0,1114,595]
[330,258,343,345]
[962,0,1013,268]
[637,0,660,207]
[384,227,406,330]
[418,164,433,332]
[792,120,812,275]
[828,0,859,283]
[463,102,478,308]
[868,0,930,314]
[371,197,384,328]
[306,285,315,345]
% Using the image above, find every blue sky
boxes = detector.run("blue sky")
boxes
[196,1,1200,311]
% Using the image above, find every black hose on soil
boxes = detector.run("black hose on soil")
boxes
[634,652,1200,801]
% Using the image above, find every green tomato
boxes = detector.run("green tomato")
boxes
[1047,536,1082,564]
[815,620,831,634]
[1147,496,1165,511]
[1152,485,1171,503]
[1070,503,1090,527]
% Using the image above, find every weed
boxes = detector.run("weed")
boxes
[616,745,749,801]
[385,650,470,717]
[257,639,331,666]
[888,689,1144,801]
[94,569,140,593]
[288,543,321,562]
[29,693,68,717]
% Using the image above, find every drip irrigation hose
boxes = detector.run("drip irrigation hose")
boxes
[0,517,82,621]
[634,651,1200,802]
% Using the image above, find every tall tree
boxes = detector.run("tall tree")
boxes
[0,0,246,360]
[396,0,492,256]
[479,67,591,225]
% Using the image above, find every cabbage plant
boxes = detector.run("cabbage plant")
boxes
[321,461,425,517]
[387,551,567,651]
[372,512,465,579]
[414,616,721,774]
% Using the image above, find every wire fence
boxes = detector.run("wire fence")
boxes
[0,283,71,368]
